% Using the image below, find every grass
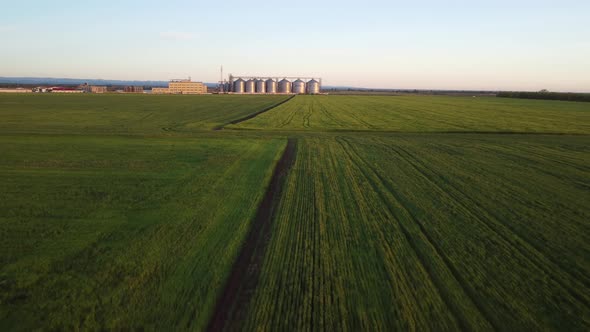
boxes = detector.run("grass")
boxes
[228,95,590,133]
[0,134,286,330]
[0,93,290,134]
[242,134,590,331]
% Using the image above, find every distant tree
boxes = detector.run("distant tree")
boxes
[497,90,590,102]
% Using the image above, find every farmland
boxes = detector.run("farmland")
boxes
[0,93,289,134]
[229,95,590,133]
[238,134,590,331]
[1,93,589,331]
[0,134,286,330]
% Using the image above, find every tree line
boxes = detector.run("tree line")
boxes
[497,90,590,102]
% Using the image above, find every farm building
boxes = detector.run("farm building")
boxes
[225,75,321,94]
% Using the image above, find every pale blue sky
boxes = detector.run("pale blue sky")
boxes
[1,0,589,91]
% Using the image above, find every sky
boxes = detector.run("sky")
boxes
[1,0,589,92]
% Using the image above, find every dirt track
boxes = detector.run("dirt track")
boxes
[207,138,297,331]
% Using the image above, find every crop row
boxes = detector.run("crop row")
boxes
[0,94,289,135]
[0,135,286,330]
[241,134,590,331]
[229,95,590,134]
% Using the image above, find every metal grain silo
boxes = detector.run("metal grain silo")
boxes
[307,79,320,94]
[278,79,292,93]
[245,79,256,93]
[265,79,277,94]
[293,79,306,94]
[233,78,245,93]
[255,79,266,94]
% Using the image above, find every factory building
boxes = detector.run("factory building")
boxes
[152,87,169,94]
[152,79,207,94]
[124,86,144,93]
[225,75,321,94]
[90,86,107,93]
[51,88,84,94]
[169,79,207,94]
[0,88,32,93]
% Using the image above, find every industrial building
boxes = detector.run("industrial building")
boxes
[90,86,107,94]
[151,87,169,94]
[124,86,144,93]
[0,88,32,93]
[152,79,207,94]
[222,75,321,94]
[51,88,84,94]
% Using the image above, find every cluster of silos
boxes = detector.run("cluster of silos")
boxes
[232,78,320,94]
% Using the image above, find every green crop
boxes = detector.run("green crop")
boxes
[0,93,289,134]
[242,134,590,331]
[1,93,589,331]
[229,95,590,133]
[0,135,286,330]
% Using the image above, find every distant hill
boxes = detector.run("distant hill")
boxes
[0,77,218,88]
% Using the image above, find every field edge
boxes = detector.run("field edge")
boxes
[206,138,297,331]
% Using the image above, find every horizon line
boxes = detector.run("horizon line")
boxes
[1,76,588,94]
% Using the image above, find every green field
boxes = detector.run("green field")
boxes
[0,135,285,330]
[1,93,589,331]
[0,94,289,134]
[229,95,590,133]
[0,94,289,330]
[242,135,590,331]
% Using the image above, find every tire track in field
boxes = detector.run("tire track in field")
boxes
[396,141,590,286]
[324,139,405,330]
[343,105,377,129]
[476,143,590,183]
[502,143,590,173]
[461,144,590,275]
[302,102,313,128]
[212,95,295,130]
[337,137,495,331]
[206,139,297,332]
[316,99,346,128]
[391,143,590,309]
[139,112,154,121]
[337,138,465,329]
[278,103,300,128]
